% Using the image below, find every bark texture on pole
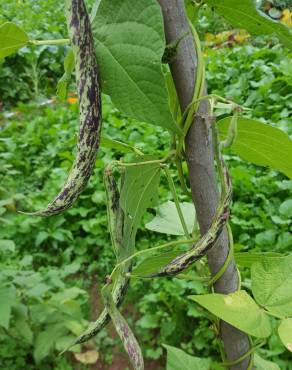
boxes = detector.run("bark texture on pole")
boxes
[157,1,251,368]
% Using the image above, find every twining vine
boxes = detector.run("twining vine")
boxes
[41,0,242,367]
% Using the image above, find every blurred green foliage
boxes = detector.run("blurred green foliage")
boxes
[0,0,292,369]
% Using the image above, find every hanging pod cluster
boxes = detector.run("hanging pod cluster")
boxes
[149,151,232,278]
[24,0,102,216]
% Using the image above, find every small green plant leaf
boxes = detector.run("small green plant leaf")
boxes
[251,255,292,317]
[0,22,29,59]
[218,117,292,179]
[14,318,34,344]
[163,344,211,370]
[254,354,281,370]
[0,239,15,253]
[145,201,196,235]
[279,199,292,219]
[93,0,180,134]
[205,0,292,50]
[189,290,271,338]
[278,318,292,352]
[33,331,55,363]
[34,323,68,363]
[56,48,74,100]
[0,284,16,329]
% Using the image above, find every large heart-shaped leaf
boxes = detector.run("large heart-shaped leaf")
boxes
[145,201,196,235]
[218,117,292,179]
[251,255,292,317]
[0,22,29,59]
[235,252,282,268]
[164,344,210,370]
[205,0,292,50]
[278,318,292,352]
[93,0,180,134]
[189,290,271,338]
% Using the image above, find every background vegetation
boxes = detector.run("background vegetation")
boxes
[0,0,291,369]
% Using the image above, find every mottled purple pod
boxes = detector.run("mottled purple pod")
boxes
[103,286,144,370]
[149,153,232,277]
[28,0,101,216]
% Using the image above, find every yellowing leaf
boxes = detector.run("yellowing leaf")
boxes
[74,350,99,364]
[281,9,292,27]
[205,33,215,42]
[234,30,250,43]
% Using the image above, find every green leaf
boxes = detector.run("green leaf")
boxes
[0,22,29,59]
[33,324,68,363]
[0,284,16,329]
[145,201,196,235]
[163,344,210,370]
[132,249,183,277]
[251,255,292,317]
[14,318,33,344]
[100,136,141,155]
[218,117,292,179]
[0,239,15,253]
[205,0,292,50]
[255,230,277,247]
[189,290,271,338]
[279,199,292,219]
[278,318,292,352]
[93,0,180,134]
[52,287,86,304]
[120,156,161,257]
[34,332,55,363]
[235,252,282,268]
[56,48,74,100]
[253,353,281,370]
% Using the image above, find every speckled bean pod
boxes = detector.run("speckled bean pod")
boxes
[149,154,232,277]
[34,0,101,216]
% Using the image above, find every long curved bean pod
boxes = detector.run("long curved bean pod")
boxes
[69,270,131,347]
[63,167,130,350]
[33,0,101,216]
[149,153,232,277]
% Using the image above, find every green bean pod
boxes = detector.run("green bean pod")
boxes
[149,154,232,277]
[33,0,101,216]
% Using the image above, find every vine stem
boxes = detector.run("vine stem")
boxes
[115,150,176,167]
[158,1,252,368]
[109,237,197,280]
[164,166,190,238]
[30,39,70,46]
